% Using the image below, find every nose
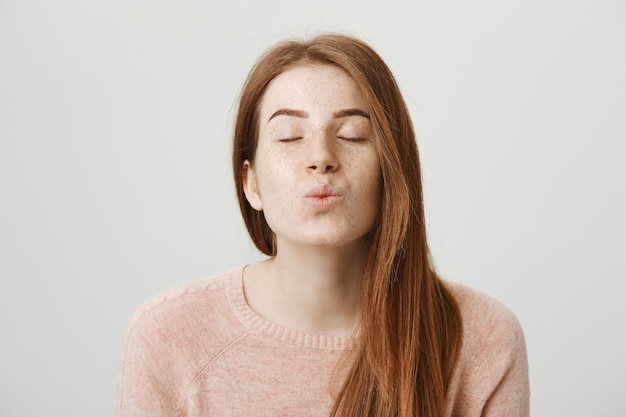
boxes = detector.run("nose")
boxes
[307,134,339,174]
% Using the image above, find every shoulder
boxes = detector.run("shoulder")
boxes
[116,267,250,415]
[128,267,239,322]
[445,281,526,355]
[131,268,235,325]
[123,266,248,357]
[443,281,530,415]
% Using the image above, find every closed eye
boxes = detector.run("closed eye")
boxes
[278,137,303,143]
[338,136,366,142]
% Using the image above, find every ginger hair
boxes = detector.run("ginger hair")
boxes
[232,33,462,417]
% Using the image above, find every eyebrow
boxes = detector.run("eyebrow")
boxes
[333,108,371,119]
[267,108,371,122]
[268,109,308,122]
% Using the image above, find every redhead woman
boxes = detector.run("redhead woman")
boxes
[115,34,529,417]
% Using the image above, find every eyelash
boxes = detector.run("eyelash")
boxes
[278,137,365,143]
[338,137,365,143]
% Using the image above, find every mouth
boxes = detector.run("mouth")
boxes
[304,184,342,211]
[305,184,340,198]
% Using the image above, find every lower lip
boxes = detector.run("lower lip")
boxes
[305,195,342,211]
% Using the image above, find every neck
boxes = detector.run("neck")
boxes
[243,239,368,337]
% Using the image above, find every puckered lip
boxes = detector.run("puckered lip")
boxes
[304,184,341,198]
[303,184,342,211]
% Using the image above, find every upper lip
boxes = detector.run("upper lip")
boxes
[304,184,340,198]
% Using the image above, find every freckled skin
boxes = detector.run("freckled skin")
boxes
[243,64,382,251]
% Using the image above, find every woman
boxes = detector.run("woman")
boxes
[116,33,529,417]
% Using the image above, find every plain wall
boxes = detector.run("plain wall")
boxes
[1,0,625,415]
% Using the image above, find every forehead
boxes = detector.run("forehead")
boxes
[258,64,367,121]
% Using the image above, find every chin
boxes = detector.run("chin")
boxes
[300,234,369,251]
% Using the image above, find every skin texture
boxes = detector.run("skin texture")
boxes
[243,64,381,250]
[241,64,382,336]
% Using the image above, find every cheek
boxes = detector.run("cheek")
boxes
[253,161,294,205]
[254,172,299,234]
[347,157,382,212]
[365,173,383,212]
[356,153,382,191]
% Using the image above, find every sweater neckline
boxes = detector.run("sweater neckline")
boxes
[226,265,357,351]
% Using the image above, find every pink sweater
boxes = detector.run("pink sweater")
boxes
[115,266,529,416]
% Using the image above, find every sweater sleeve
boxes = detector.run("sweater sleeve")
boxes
[115,306,186,417]
[476,299,530,417]
[445,282,530,417]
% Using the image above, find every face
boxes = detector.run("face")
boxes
[242,64,382,252]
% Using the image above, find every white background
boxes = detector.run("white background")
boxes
[1,0,625,416]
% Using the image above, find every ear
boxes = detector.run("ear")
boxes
[242,160,263,211]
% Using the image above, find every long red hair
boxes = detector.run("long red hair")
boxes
[232,33,462,417]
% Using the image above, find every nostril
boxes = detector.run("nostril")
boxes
[307,159,337,173]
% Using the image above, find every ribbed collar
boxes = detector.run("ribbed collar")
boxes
[226,265,358,351]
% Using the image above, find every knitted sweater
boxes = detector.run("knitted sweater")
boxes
[115,266,529,416]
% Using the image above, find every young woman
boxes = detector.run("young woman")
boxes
[116,34,529,417]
